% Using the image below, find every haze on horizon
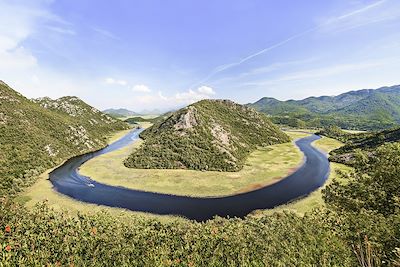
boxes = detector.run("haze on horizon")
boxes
[1,0,400,112]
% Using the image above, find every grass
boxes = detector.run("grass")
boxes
[257,136,351,216]
[16,128,333,217]
[15,126,183,223]
[78,131,307,197]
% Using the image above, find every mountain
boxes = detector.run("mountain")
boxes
[248,85,400,130]
[124,99,290,172]
[0,81,129,196]
[103,108,138,118]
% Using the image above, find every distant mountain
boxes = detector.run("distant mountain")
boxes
[248,85,400,130]
[103,108,138,118]
[0,81,129,196]
[124,99,290,172]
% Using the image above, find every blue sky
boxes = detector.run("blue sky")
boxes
[1,0,400,112]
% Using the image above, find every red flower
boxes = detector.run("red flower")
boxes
[4,225,11,233]
[5,245,11,252]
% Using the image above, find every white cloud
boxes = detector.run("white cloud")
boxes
[197,86,215,95]
[134,86,217,109]
[105,77,127,86]
[132,84,151,93]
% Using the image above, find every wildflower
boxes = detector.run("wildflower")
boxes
[91,227,97,235]
[5,245,11,252]
[5,225,11,233]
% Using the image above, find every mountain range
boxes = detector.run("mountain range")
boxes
[248,85,400,130]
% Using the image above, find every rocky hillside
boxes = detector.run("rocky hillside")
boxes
[124,99,290,171]
[0,81,129,196]
[248,85,400,130]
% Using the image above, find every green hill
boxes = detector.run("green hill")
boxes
[124,99,290,171]
[318,125,400,165]
[0,81,129,196]
[248,85,400,130]
[103,108,138,118]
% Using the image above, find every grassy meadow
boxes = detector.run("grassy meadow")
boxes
[16,128,343,218]
[78,131,307,197]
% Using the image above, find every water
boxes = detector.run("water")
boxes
[50,129,330,221]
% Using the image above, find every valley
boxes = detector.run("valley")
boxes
[3,2,400,265]
[2,82,400,264]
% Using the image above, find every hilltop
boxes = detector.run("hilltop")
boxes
[0,81,129,196]
[248,84,400,130]
[124,99,290,171]
[103,108,138,118]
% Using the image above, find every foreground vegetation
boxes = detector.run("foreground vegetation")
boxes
[2,141,400,265]
[125,99,290,172]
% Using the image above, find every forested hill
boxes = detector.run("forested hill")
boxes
[0,81,129,196]
[124,99,290,171]
[248,84,400,130]
[103,108,138,118]
[317,125,400,165]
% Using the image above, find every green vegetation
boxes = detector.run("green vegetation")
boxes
[76,131,305,197]
[1,200,356,266]
[102,108,138,118]
[248,85,400,130]
[318,125,400,165]
[263,136,349,215]
[316,125,371,143]
[125,99,290,172]
[1,80,399,265]
[322,143,400,263]
[3,142,400,265]
[0,81,129,197]
[124,113,171,125]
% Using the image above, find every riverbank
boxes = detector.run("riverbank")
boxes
[78,131,308,197]
[15,125,184,223]
[17,128,334,219]
[256,136,351,216]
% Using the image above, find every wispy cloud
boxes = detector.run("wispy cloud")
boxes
[242,58,397,88]
[92,27,120,40]
[190,0,394,88]
[105,77,127,86]
[45,25,76,35]
[319,0,400,33]
[132,84,151,93]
